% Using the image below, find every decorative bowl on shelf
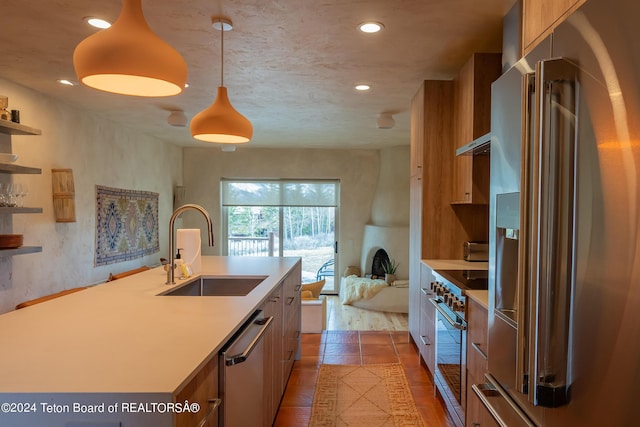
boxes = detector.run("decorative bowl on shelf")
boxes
[0,234,23,249]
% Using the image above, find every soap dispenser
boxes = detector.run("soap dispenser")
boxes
[174,248,184,278]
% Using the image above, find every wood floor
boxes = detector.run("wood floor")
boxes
[273,297,454,426]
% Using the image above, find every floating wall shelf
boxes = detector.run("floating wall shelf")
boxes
[0,246,42,257]
[0,120,42,136]
[0,207,43,214]
[0,118,44,258]
[0,163,41,174]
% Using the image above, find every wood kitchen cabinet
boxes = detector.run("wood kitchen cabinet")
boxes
[262,284,283,425]
[408,80,455,346]
[262,260,301,426]
[174,356,220,427]
[465,295,498,427]
[282,262,301,385]
[409,74,491,347]
[409,55,500,348]
[522,0,586,54]
[451,53,501,205]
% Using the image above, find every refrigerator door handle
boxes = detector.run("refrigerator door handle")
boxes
[530,57,578,408]
[517,72,537,396]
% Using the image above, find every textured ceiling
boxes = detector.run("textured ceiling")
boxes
[0,0,515,149]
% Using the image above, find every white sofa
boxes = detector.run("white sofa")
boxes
[340,276,409,313]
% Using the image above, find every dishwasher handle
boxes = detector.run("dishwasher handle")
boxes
[225,316,273,366]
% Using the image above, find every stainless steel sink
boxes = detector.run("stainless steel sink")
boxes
[159,276,267,297]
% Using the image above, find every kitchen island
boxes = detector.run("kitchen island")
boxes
[0,256,301,427]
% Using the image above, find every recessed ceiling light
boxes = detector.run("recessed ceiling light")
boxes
[84,17,112,29]
[355,84,371,91]
[57,79,77,86]
[358,22,384,33]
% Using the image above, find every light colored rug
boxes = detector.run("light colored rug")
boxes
[309,364,425,427]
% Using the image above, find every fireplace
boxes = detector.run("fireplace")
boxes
[360,225,409,279]
[355,146,410,281]
[370,248,390,278]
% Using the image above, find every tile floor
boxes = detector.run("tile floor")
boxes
[273,330,455,426]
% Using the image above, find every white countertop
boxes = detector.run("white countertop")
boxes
[0,256,300,394]
[421,259,488,270]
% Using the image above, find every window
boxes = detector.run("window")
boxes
[221,179,339,293]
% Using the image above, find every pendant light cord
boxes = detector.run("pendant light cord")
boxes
[220,21,224,87]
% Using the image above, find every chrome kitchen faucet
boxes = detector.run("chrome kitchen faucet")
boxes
[167,204,215,284]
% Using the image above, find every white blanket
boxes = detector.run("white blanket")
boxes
[341,276,388,305]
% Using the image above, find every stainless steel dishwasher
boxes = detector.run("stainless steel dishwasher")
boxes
[219,310,273,427]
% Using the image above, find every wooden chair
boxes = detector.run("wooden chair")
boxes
[107,265,150,281]
[15,287,88,310]
[15,265,150,310]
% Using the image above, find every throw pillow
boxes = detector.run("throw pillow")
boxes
[301,290,314,299]
[343,265,361,277]
[301,279,325,298]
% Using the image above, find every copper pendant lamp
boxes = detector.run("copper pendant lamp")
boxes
[73,0,187,97]
[190,17,253,144]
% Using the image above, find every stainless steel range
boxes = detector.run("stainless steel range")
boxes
[430,269,487,427]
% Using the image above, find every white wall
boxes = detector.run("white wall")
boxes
[361,146,410,278]
[0,78,182,314]
[370,146,410,226]
[182,146,380,277]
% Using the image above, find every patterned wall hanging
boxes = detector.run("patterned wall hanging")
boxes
[95,185,159,266]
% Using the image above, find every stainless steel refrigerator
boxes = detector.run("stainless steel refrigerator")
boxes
[477,0,640,425]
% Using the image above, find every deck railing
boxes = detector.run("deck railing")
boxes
[228,232,276,256]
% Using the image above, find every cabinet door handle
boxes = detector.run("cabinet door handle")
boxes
[471,342,488,360]
[287,296,295,305]
[419,335,431,346]
[196,398,222,427]
[295,284,302,292]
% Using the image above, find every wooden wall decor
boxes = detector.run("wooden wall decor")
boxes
[52,168,76,222]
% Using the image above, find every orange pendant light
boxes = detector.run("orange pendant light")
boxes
[190,18,253,144]
[73,0,187,97]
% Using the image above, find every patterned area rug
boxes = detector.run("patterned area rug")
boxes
[95,185,159,266]
[309,364,425,427]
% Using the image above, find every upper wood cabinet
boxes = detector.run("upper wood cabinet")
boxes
[522,0,586,54]
[451,53,501,205]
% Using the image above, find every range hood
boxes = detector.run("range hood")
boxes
[456,132,491,156]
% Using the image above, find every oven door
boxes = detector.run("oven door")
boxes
[430,297,467,427]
